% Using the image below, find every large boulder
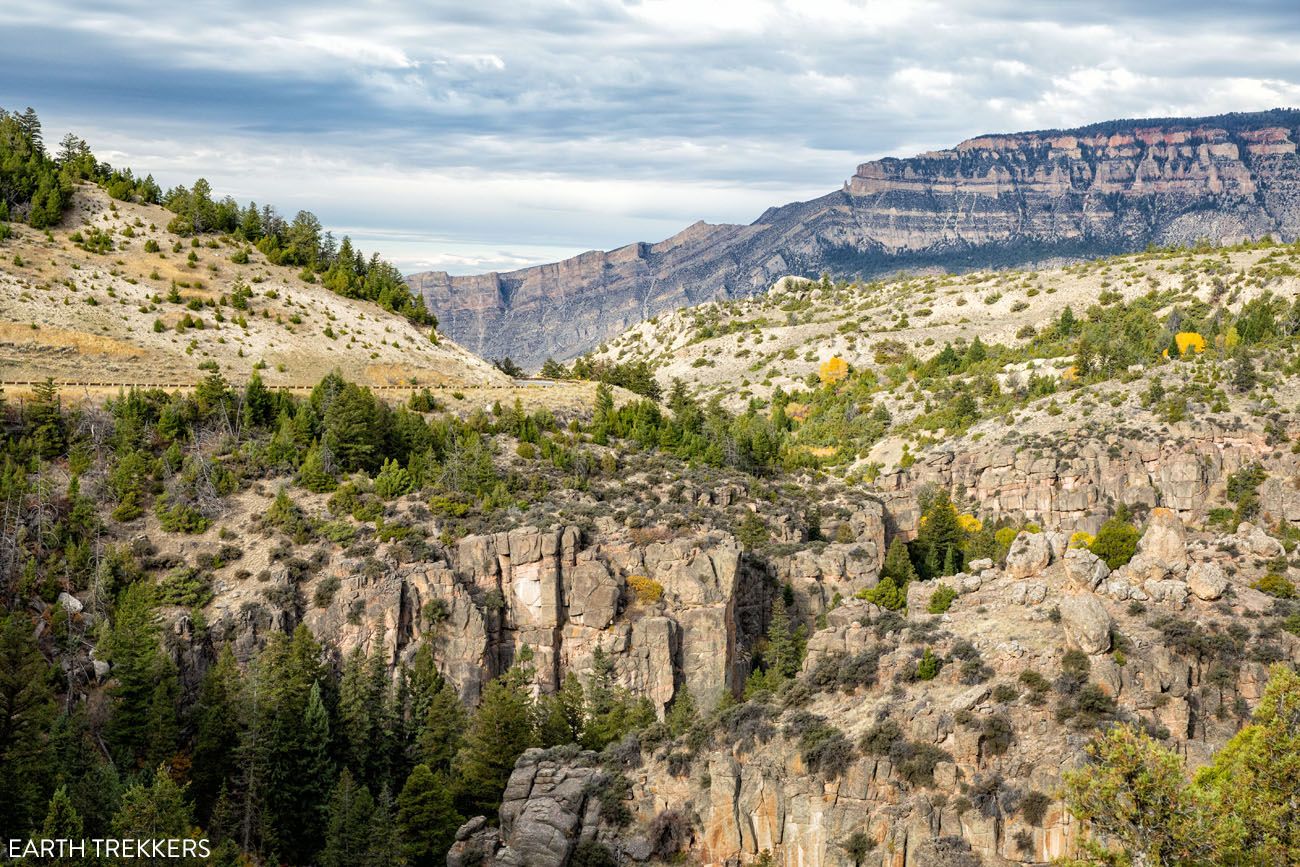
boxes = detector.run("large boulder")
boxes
[1059,594,1113,654]
[1063,548,1110,590]
[1006,532,1052,579]
[1135,508,1187,572]
[1236,522,1285,559]
[1186,561,1228,601]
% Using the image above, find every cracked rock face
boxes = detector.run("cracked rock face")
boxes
[411,112,1300,367]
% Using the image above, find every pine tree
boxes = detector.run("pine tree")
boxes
[538,671,586,747]
[321,770,375,867]
[453,669,537,815]
[112,768,198,865]
[297,440,338,492]
[192,646,242,823]
[105,584,167,768]
[366,784,402,867]
[415,675,467,772]
[766,596,801,680]
[881,537,917,586]
[665,683,697,737]
[26,378,65,458]
[397,764,462,866]
[1233,349,1257,393]
[296,681,334,857]
[0,612,54,832]
[40,786,83,866]
[145,656,181,768]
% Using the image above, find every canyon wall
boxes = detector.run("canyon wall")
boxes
[409,110,1300,366]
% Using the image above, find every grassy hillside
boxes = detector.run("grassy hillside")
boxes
[0,184,509,393]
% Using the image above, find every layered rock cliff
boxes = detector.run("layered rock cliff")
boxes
[408,109,1300,366]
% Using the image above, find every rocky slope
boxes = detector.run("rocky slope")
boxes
[0,185,507,391]
[409,109,1300,367]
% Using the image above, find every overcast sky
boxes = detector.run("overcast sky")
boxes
[3,1,1300,275]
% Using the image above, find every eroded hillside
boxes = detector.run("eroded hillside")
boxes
[0,185,507,391]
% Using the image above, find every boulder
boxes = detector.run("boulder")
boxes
[1063,548,1110,590]
[56,591,83,615]
[1186,561,1228,601]
[1060,594,1113,654]
[1136,507,1188,572]
[1006,532,1052,579]
[1236,522,1285,559]
[1009,581,1047,606]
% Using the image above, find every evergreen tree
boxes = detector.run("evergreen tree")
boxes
[1233,348,1258,393]
[665,683,697,737]
[397,764,462,866]
[366,784,402,867]
[112,769,199,867]
[40,786,84,866]
[1064,726,1217,865]
[26,378,65,458]
[192,646,242,823]
[321,770,375,867]
[453,668,537,815]
[297,440,338,492]
[881,537,917,586]
[105,584,167,768]
[295,681,334,857]
[0,612,54,832]
[145,656,181,769]
[1195,664,1300,863]
[538,672,585,747]
[415,674,467,772]
[766,596,801,680]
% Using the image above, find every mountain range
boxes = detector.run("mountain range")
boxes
[408,108,1300,367]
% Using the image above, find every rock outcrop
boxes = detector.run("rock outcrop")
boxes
[410,110,1300,366]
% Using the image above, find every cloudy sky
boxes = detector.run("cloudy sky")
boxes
[3,1,1300,274]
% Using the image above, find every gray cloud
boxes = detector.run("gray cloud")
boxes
[2,1,1299,273]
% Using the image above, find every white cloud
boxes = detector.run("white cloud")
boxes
[4,0,1299,273]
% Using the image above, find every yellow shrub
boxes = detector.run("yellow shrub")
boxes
[994,527,1019,548]
[1069,531,1095,549]
[626,574,664,604]
[1060,365,1078,382]
[957,513,983,533]
[1175,331,1206,355]
[818,356,849,384]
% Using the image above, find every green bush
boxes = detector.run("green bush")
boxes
[1090,517,1139,568]
[927,585,957,614]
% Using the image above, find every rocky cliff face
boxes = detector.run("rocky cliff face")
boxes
[408,109,1300,366]
[456,510,1298,867]
[199,500,885,717]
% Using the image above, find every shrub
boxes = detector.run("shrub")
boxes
[373,458,415,499]
[313,575,341,608]
[928,585,958,614]
[841,830,876,864]
[860,719,904,755]
[818,356,849,384]
[155,495,209,534]
[1090,517,1139,568]
[1069,530,1095,549]
[979,714,1014,756]
[916,647,941,680]
[1253,572,1296,599]
[569,841,618,867]
[1021,790,1051,826]
[626,574,665,604]
[647,809,692,858]
[992,682,1020,703]
[156,567,213,607]
[890,740,951,787]
[857,575,906,610]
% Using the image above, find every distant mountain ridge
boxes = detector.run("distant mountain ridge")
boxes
[407,108,1300,367]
